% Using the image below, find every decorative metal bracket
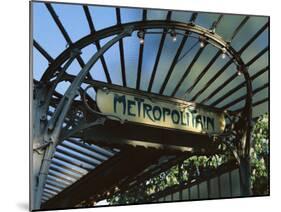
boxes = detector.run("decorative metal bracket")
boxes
[61,117,107,140]
[33,140,52,154]
[34,27,134,209]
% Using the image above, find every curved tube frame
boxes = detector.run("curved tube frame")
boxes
[34,20,253,208]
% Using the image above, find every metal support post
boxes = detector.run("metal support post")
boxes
[34,27,134,209]
[238,67,253,197]
[31,84,49,209]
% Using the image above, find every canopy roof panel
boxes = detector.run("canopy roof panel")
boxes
[32,1,269,207]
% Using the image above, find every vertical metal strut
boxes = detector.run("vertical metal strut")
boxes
[34,27,133,209]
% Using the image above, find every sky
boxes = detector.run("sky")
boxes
[32,1,268,118]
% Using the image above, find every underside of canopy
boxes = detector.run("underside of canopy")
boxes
[31,1,269,210]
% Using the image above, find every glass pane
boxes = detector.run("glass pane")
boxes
[89,6,116,31]
[123,31,140,88]
[52,3,89,42]
[165,194,172,201]
[253,101,268,119]
[195,13,220,29]
[216,15,245,41]
[171,11,192,23]
[190,185,199,200]
[219,173,231,198]
[120,8,143,23]
[173,192,180,201]
[191,57,232,103]
[33,47,49,81]
[99,36,123,85]
[231,169,241,197]
[199,181,208,199]
[151,31,184,93]
[65,59,81,76]
[231,16,268,51]
[33,2,66,58]
[81,44,97,63]
[241,29,268,62]
[147,9,168,20]
[209,177,219,198]
[170,43,217,98]
[249,53,268,77]
[182,188,189,200]
[252,72,268,90]
[140,32,163,91]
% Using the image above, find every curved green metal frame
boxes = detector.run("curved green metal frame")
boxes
[34,20,253,208]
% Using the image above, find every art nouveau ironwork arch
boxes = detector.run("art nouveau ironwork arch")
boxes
[32,2,268,210]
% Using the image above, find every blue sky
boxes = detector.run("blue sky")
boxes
[32,1,268,117]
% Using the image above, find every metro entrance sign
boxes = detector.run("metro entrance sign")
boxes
[96,88,226,135]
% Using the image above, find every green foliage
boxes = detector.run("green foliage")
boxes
[250,113,269,195]
[108,113,269,204]
[108,154,231,205]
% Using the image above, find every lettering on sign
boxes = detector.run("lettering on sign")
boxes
[96,88,226,134]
